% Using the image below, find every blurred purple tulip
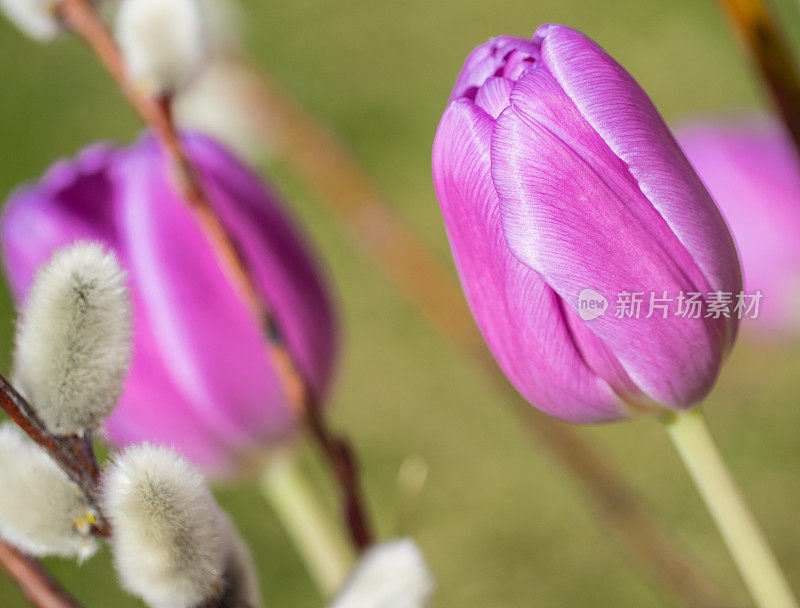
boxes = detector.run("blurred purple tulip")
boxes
[1,133,337,475]
[677,119,800,337]
[432,24,741,423]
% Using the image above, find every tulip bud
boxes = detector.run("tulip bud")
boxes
[432,25,741,422]
[0,0,59,41]
[676,119,800,337]
[329,539,434,608]
[0,423,97,560]
[103,444,224,608]
[1,133,337,475]
[12,242,132,434]
[116,0,206,97]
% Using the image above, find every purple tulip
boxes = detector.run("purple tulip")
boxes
[432,24,741,423]
[676,119,800,337]
[1,133,337,475]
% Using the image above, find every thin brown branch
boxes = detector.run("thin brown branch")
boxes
[718,0,800,157]
[0,540,84,608]
[0,374,106,533]
[56,0,374,551]
[231,68,735,608]
[0,537,213,608]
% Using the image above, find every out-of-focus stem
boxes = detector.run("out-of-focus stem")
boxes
[55,0,374,552]
[261,454,354,596]
[222,67,734,608]
[0,540,83,608]
[664,408,798,608]
[717,0,800,157]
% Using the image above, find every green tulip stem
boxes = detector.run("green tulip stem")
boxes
[260,453,354,597]
[664,407,797,608]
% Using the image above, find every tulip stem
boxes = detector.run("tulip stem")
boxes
[664,408,797,608]
[260,453,354,597]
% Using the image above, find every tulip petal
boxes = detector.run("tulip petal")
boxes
[433,99,624,422]
[491,67,725,407]
[474,77,514,120]
[180,134,337,399]
[535,24,741,346]
[118,138,294,445]
[107,294,239,476]
[677,121,800,334]
[1,144,122,299]
[450,37,539,103]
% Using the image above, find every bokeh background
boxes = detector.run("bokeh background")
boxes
[1,0,800,606]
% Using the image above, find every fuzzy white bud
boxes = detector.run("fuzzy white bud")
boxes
[175,0,266,164]
[195,0,241,56]
[329,540,434,608]
[0,0,60,41]
[217,512,261,608]
[116,0,206,97]
[13,242,132,434]
[176,61,266,164]
[103,444,225,608]
[0,423,97,560]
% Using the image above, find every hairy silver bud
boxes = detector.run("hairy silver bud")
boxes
[13,242,132,434]
[103,444,225,608]
[329,539,434,608]
[0,0,59,41]
[116,0,206,97]
[0,423,97,560]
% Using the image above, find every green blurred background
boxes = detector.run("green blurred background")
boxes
[1,0,800,606]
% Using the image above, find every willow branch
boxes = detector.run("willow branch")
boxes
[0,372,226,607]
[228,67,734,608]
[718,0,800,157]
[0,541,84,608]
[56,0,373,551]
[0,374,106,534]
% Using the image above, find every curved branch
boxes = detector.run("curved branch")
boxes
[56,0,374,550]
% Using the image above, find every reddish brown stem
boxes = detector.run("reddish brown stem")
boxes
[56,0,374,551]
[718,0,800,158]
[304,406,373,550]
[0,540,84,608]
[0,374,106,531]
[0,538,212,608]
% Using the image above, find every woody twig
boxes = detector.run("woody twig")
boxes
[718,0,800,157]
[55,0,374,551]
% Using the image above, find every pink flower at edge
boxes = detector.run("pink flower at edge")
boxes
[432,24,741,423]
[676,118,800,339]
[0,131,338,476]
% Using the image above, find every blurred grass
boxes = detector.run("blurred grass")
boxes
[0,0,799,606]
